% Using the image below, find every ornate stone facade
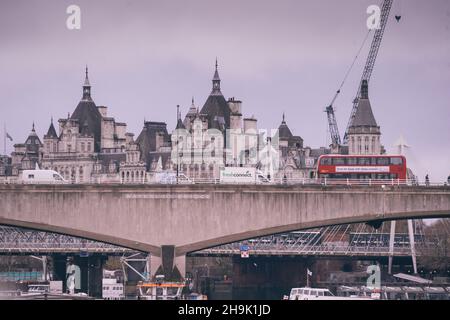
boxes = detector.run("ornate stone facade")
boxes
[39,68,145,183]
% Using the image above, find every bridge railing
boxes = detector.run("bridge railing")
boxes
[1,177,448,187]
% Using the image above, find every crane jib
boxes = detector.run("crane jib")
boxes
[342,0,394,145]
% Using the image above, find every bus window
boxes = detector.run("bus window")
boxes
[377,157,390,165]
[330,174,347,179]
[320,158,331,165]
[358,158,371,165]
[332,158,345,165]
[370,158,378,165]
[390,157,403,165]
[347,158,357,165]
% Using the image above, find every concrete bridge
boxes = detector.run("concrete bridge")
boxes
[1,184,449,279]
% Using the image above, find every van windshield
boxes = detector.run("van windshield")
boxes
[53,174,63,181]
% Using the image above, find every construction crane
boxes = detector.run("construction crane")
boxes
[325,91,342,146]
[342,0,394,144]
[325,0,394,146]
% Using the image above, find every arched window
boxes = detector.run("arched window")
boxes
[372,137,376,154]
[357,137,362,154]
[351,137,355,154]
[364,136,369,154]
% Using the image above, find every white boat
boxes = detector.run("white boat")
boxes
[288,287,373,300]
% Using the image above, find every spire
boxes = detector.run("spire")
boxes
[278,113,293,139]
[176,105,186,129]
[46,118,58,139]
[361,80,368,99]
[82,65,92,101]
[28,122,38,138]
[211,58,222,95]
[84,65,90,86]
[351,80,378,128]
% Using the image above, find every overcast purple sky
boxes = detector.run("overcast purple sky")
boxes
[0,0,449,181]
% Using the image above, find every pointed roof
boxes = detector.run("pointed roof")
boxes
[278,114,293,139]
[24,123,42,151]
[186,97,197,117]
[45,118,58,139]
[71,67,103,151]
[200,59,231,130]
[351,80,378,127]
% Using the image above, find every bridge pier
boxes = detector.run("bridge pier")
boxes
[150,246,185,281]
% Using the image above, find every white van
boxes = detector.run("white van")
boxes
[21,170,68,184]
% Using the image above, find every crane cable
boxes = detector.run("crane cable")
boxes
[329,29,372,106]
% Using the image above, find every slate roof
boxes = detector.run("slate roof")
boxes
[136,121,171,169]
[278,120,293,139]
[201,94,230,130]
[70,100,103,151]
[69,67,103,152]
[351,80,378,128]
[200,61,231,130]
[45,120,58,139]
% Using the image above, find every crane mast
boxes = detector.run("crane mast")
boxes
[326,91,342,146]
[342,0,394,144]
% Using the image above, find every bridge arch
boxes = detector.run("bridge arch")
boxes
[1,184,449,257]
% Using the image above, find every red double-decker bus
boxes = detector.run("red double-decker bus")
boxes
[317,155,407,180]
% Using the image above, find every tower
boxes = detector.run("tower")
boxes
[70,67,102,152]
[200,59,231,131]
[211,58,222,96]
[347,80,382,155]
[82,66,92,101]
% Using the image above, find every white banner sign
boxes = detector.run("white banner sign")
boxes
[220,167,256,184]
[336,166,390,173]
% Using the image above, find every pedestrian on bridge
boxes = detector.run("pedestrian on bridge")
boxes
[447,174,450,186]
[425,174,430,186]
